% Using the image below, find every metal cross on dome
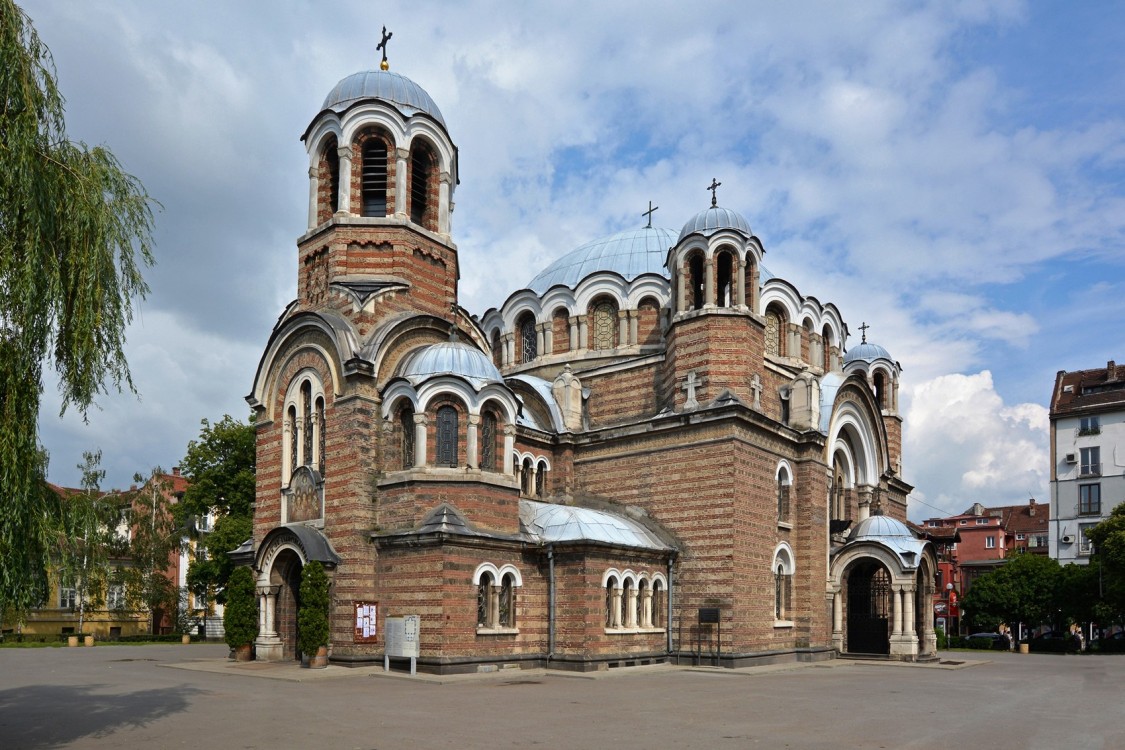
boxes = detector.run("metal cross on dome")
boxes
[642,201,659,228]
[377,26,393,70]
[858,321,870,344]
[707,178,722,207]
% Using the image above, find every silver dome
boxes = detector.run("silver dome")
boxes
[847,515,914,541]
[843,341,894,364]
[321,70,446,127]
[677,205,753,243]
[526,227,676,295]
[398,341,502,390]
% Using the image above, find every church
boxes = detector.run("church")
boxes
[241,43,938,672]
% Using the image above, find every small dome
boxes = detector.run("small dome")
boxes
[398,341,502,390]
[677,205,753,243]
[843,341,893,364]
[321,70,446,127]
[527,227,676,295]
[847,515,915,542]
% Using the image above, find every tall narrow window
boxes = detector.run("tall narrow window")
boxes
[410,147,432,226]
[519,314,537,363]
[287,405,298,481]
[301,381,313,466]
[316,397,326,476]
[775,564,786,619]
[499,573,515,628]
[436,405,459,467]
[592,300,617,350]
[1080,447,1101,476]
[1079,484,1101,515]
[535,460,546,498]
[361,138,388,217]
[477,572,493,627]
[652,579,665,629]
[623,579,635,628]
[874,372,886,410]
[521,457,533,496]
[716,252,733,306]
[491,329,502,368]
[400,405,415,469]
[480,413,497,470]
[605,577,616,628]
[689,255,704,310]
[777,471,791,523]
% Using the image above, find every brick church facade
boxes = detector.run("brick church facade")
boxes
[242,59,938,672]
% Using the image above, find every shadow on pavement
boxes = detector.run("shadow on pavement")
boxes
[0,683,201,749]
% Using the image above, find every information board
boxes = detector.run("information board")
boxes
[384,614,420,658]
[353,601,378,643]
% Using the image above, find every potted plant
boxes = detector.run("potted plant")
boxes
[223,566,258,661]
[297,561,330,668]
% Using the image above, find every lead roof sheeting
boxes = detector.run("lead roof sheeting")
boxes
[520,499,673,551]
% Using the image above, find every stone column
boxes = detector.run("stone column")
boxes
[336,145,353,215]
[642,586,653,628]
[904,586,915,636]
[526,464,538,498]
[568,317,579,351]
[466,414,480,469]
[438,171,452,235]
[893,587,903,636]
[307,166,320,230]
[617,311,628,348]
[704,254,715,307]
[490,585,501,628]
[502,425,516,475]
[412,413,428,468]
[612,588,623,628]
[502,334,514,366]
[625,586,637,628]
[833,590,843,632]
[542,323,553,355]
[536,324,545,359]
[394,148,409,217]
[628,310,638,346]
[736,259,747,307]
[677,262,687,312]
[578,317,589,350]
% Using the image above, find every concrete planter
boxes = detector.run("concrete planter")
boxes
[234,643,253,662]
[67,635,78,648]
[84,635,94,647]
[1019,643,1029,654]
[308,646,329,669]
[181,634,191,645]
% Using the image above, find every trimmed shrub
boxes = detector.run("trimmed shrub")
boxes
[297,561,330,657]
[223,566,259,649]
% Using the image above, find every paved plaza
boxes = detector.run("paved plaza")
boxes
[1,644,1121,749]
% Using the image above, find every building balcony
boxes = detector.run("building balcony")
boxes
[1078,463,1101,477]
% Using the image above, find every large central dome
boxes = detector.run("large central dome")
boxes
[526,226,676,295]
[320,69,446,127]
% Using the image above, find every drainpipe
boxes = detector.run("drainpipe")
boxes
[667,555,675,656]
[547,545,555,662]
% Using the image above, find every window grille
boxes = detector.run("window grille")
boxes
[499,574,514,628]
[477,574,492,627]
[302,381,313,466]
[361,139,388,216]
[436,406,459,467]
[317,398,326,477]
[520,316,537,363]
[480,413,496,470]
[400,407,415,469]
[592,301,616,350]
[410,148,431,225]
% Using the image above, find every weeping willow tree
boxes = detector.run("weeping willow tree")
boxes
[0,1,155,616]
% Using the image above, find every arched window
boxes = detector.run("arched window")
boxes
[477,571,493,627]
[490,329,502,368]
[874,372,886,410]
[822,325,834,371]
[638,297,661,346]
[777,467,791,523]
[361,137,388,217]
[518,314,537,363]
[652,579,665,629]
[400,404,415,469]
[535,459,547,498]
[436,405,459,467]
[622,578,635,628]
[316,396,326,476]
[689,255,705,310]
[605,576,617,628]
[591,299,617,350]
[286,404,298,481]
[480,412,497,470]
[773,548,794,623]
[499,573,515,628]
[520,457,534,496]
[831,457,847,521]
[301,381,313,466]
[552,308,571,354]
[637,579,651,628]
[409,144,433,227]
[716,251,734,307]
[283,373,328,485]
[765,304,786,357]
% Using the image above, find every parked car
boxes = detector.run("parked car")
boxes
[1028,630,1070,653]
[966,632,1011,650]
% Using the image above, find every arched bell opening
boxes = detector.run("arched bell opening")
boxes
[845,558,892,655]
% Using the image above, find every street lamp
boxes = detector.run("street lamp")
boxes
[946,582,955,643]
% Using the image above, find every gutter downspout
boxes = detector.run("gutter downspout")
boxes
[667,554,675,656]
[547,544,556,663]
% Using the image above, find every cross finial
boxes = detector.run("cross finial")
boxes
[377,26,393,70]
[642,201,659,228]
[858,321,870,344]
[707,178,722,207]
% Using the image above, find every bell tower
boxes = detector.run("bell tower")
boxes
[295,39,460,338]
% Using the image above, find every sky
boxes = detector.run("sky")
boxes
[21,0,1125,521]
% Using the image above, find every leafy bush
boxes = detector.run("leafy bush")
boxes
[297,561,330,657]
[223,566,259,649]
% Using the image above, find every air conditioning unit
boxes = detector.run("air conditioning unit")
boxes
[1064,453,1077,464]
[1061,534,1075,544]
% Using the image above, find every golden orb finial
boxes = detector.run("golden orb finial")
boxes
[377,26,392,71]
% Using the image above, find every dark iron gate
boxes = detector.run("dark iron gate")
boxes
[847,561,891,655]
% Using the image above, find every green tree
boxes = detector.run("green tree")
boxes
[297,561,330,657]
[0,0,155,615]
[961,554,1061,635]
[54,451,119,634]
[177,415,255,605]
[1086,504,1125,626]
[121,469,181,633]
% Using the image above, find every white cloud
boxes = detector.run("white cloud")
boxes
[903,371,1049,520]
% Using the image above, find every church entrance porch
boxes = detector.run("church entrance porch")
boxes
[846,560,891,655]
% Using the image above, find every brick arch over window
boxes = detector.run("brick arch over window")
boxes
[637,296,661,347]
[589,296,618,351]
[408,138,439,231]
[282,370,327,486]
[356,127,393,218]
[551,307,571,354]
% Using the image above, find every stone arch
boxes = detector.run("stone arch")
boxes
[843,557,893,655]
[254,525,339,662]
